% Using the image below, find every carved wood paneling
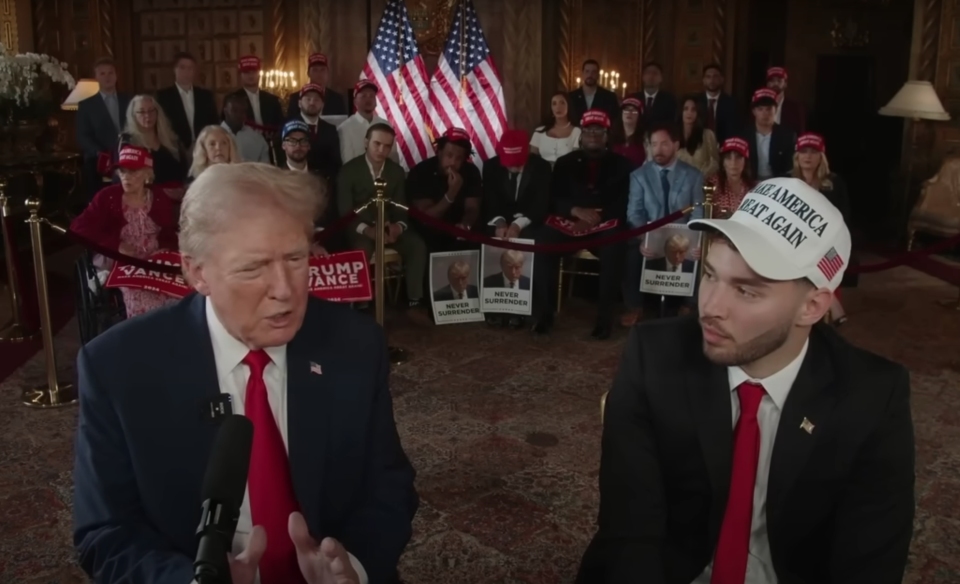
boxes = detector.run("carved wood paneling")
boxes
[504,0,539,130]
[271,0,285,70]
[33,0,48,54]
[558,0,572,91]
[642,0,657,65]
[570,0,582,89]
[100,0,113,57]
[712,0,726,66]
[318,0,332,61]
[919,0,942,82]
[0,0,19,51]
[300,0,320,61]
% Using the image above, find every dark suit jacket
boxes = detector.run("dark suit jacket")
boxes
[644,257,695,273]
[155,85,220,150]
[630,90,677,125]
[552,150,634,223]
[73,294,418,584]
[482,273,531,291]
[568,86,621,127]
[76,93,131,194]
[741,124,796,179]
[694,92,739,145]
[577,316,914,584]
[230,88,285,133]
[433,284,479,302]
[778,96,806,135]
[338,155,408,237]
[287,87,348,118]
[482,154,551,229]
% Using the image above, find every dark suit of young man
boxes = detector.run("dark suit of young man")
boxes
[154,84,219,150]
[741,124,796,180]
[631,89,678,125]
[287,88,348,118]
[76,92,131,199]
[230,88,285,134]
[568,86,621,127]
[482,152,552,239]
[695,92,739,145]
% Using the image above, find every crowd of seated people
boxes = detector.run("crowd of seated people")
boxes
[73,50,853,333]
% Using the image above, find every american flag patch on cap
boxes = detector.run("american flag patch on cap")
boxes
[817,247,845,280]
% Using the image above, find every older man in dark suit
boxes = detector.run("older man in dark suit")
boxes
[155,51,219,151]
[577,177,914,584]
[73,163,418,584]
[76,57,131,199]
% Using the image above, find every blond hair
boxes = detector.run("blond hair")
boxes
[124,94,182,160]
[179,162,326,260]
[791,150,833,191]
[189,125,241,178]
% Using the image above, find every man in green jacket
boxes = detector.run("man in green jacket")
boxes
[338,123,431,326]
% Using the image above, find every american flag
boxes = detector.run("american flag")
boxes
[309,361,323,376]
[817,247,845,281]
[361,0,435,169]
[428,0,507,165]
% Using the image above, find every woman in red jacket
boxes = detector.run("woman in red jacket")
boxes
[71,145,180,318]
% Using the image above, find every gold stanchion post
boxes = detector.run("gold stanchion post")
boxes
[372,178,407,365]
[22,174,76,408]
[698,184,716,280]
[0,176,40,342]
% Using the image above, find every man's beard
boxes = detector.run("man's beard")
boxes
[702,319,791,367]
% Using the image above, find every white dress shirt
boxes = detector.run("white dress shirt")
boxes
[221,121,270,164]
[177,83,196,139]
[337,112,398,164]
[204,299,369,584]
[692,339,809,584]
[755,131,773,180]
[487,170,533,231]
[244,88,263,125]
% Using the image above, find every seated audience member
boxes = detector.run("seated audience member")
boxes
[277,120,332,256]
[482,129,550,329]
[290,83,342,182]
[531,109,633,340]
[188,125,241,182]
[407,128,482,252]
[742,88,795,181]
[576,177,914,584]
[338,123,432,326]
[70,145,179,318]
[677,95,719,178]
[338,80,398,164]
[793,132,851,325]
[531,92,581,165]
[119,94,188,185]
[709,137,754,218]
[612,98,646,169]
[221,92,271,164]
[644,233,695,273]
[73,162,419,584]
[433,260,479,301]
[623,122,704,326]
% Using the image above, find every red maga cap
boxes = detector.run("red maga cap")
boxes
[797,132,825,152]
[766,66,787,80]
[308,53,328,67]
[751,88,778,104]
[300,83,324,98]
[443,127,471,142]
[621,97,644,113]
[354,79,378,94]
[581,109,611,128]
[496,130,530,167]
[238,56,261,72]
[116,145,154,170]
[720,137,750,158]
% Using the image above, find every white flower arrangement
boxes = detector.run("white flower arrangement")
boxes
[0,43,76,108]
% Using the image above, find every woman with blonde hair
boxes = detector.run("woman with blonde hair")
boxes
[120,94,188,185]
[792,132,851,325]
[188,124,241,180]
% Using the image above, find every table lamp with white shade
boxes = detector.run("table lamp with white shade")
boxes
[878,80,950,246]
[60,79,100,111]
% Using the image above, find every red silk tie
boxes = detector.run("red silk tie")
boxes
[243,350,306,584]
[711,382,766,584]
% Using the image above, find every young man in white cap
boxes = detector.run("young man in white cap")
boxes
[577,177,914,584]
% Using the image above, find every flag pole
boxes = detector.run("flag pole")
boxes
[458,0,466,109]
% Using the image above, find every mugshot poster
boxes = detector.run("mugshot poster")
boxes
[480,239,534,316]
[429,250,485,325]
[639,224,702,297]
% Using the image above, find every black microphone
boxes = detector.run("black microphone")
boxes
[194,414,254,584]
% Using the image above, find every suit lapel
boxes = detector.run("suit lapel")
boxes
[648,164,665,218]
[286,306,331,522]
[686,347,734,541]
[767,331,837,522]
[178,295,224,472]
[517,163,532,204]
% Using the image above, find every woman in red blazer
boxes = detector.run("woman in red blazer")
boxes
[71,145,180,318]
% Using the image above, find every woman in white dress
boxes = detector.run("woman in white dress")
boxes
[530,92,582,165]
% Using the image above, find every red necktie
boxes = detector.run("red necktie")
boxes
[711,382,766,584]
[708,98,717,130]
[243,350,306,584]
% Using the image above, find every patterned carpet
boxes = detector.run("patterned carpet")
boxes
[1,258,959,584]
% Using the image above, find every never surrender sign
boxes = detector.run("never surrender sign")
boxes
[104,251,191,298]
[308,250,372,303]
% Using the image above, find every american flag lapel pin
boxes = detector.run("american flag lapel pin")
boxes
[309,361,323,376]
[800,417,815,435]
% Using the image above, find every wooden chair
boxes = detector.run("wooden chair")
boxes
[369,247,403,303]
[558,249,601,311]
